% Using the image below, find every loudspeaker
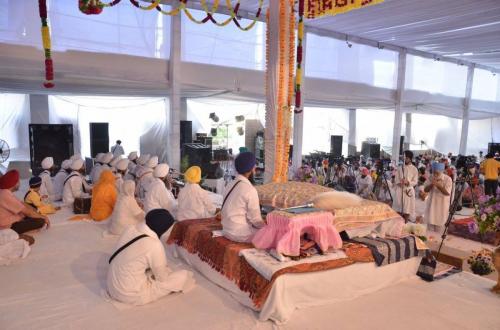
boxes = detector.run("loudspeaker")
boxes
[180,121,192,147]
[400,136,405,156]
[330,135,343,157]
[182,143,212,172]
[89,123,109,158]
[488,143,500,155]
[361,142,380,159]
[29,124,73,175]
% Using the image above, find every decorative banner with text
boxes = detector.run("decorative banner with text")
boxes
[305,0,384,19]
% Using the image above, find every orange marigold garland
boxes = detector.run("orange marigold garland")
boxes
[39,0,54,88]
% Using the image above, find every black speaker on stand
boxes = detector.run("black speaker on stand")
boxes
[29,124,73,175]
[90,123,109,158]
[180,121,193,148]
[330,135,343,157]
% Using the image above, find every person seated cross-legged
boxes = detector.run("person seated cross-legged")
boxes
[221,152,265,243]
[106,209,195,305]
[0,170,50,243]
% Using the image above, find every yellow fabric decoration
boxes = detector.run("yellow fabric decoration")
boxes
[185,166,202,184]
[41,26,51,50]
[90,170,117,221]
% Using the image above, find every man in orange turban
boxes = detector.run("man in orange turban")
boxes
[90,170,117,221]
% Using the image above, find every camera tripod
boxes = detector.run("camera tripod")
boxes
[436,168,477,259]
[371,166,393,203]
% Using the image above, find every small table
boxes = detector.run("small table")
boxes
[252,210,342,257]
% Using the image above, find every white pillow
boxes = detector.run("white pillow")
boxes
[312,191,363,210]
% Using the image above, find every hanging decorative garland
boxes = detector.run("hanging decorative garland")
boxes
[38,0,54,88]
[79,0,121,14]
[294,0,305,113]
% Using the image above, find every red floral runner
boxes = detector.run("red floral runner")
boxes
[167,218,374,308]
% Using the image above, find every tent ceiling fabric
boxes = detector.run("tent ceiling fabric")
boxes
[195,0,500,71]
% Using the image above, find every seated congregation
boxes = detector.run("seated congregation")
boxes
[0,148,498,323]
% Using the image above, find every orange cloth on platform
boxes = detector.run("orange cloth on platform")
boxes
[90,170,117,221]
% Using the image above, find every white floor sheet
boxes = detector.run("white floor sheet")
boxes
[0,199,499,329]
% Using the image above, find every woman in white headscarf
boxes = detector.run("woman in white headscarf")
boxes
[107,180,145,236]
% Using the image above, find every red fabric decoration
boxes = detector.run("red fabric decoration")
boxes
[0,170,20,189]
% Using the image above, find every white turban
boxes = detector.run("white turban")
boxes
[153,163,170,178]
[137,154,150,166]
[145,156,159,169]
[70,154,81,161]
[71,158,84,171]
[61,159,72,170]
[116,159,129,171]
[41,157,54,169]
[102,152,113,164]
[128,151,138,161]
[110,156,121,168]
[95,153,104,162]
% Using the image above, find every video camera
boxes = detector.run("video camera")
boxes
[455,155,476,171]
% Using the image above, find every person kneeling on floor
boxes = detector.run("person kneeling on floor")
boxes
[221,152,265,243]
[24,176,60,215]
[107,209,195,305]
[0,170,50,242]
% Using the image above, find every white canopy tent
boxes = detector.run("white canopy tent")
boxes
[0,0,499,169]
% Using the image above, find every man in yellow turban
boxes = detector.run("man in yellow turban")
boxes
[90,170,117,221]
[177,166,216,221]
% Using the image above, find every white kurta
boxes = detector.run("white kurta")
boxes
[0,229,31,266]
[143,178,178,216]
[62,171,91,206]
[177,183,217,221]
[52,169,68,202]
[106,222,195,305]
[108,183,144,236]
[424,173,452,227]
[137,171,153,200]
[111,144,125,157]
[356,175,373,198]
[89,163,101,185]
[39,170,55,202]
[221,175,265,243]
[392,164,418,217]
[93,164,110,184]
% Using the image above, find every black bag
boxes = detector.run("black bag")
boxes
[73,197,92,214]
[417,250,437,282]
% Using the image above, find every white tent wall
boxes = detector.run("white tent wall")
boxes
[48,96,171,162]
[0,93,30,166]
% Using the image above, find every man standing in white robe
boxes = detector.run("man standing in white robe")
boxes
[392,150,418,222]
[39,157,56,202]
[143,163,177,217]
[107,209,195,305]
[53,159,71,201]
[111,140,125,157]
[424,162,452,232]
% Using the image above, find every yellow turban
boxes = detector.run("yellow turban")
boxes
[185,166,201,184]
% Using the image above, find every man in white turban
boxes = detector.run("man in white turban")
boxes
[93,152,113,184]
[39,157,56,202]
[143,163,177,217]
[53,159,71,201]
[90,153,104,184]
[62,159,92,206]
[115,159,129,193]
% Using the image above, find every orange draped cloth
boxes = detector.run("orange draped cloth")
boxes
[90,170,117,221]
